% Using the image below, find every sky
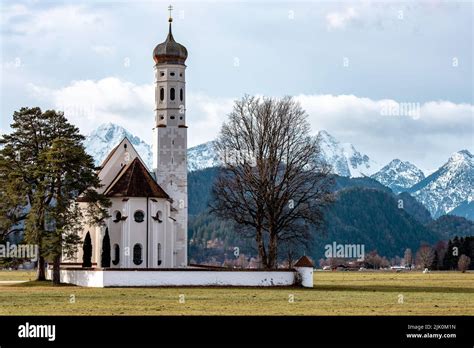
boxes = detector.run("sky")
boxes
[0,0,473,173]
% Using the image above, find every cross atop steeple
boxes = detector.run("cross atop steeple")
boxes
[168,5,173,22]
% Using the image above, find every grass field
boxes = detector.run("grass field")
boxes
[0,270,472,315]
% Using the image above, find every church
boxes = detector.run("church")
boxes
[71,12,188,269]
[56,9,313,287]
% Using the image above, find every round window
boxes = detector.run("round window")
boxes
[134,210,145,223]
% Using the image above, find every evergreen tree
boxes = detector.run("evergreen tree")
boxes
[101,228,111,268]
[82,232,92,268]
[0,107,110,284]
[431,250,439,270]
[443,239,454,270]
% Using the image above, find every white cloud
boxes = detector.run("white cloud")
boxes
[295,94,473,171]
[27,77,473,172]
[26,77,234,147]
[27,77,154,141]
[326,7,358,30]
[91,45,116,56]
[3,5,104,36]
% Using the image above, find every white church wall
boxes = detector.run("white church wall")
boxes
[108,198,124,268]
[47,269,104,287]
[124,197,148,268]
[54,269,298,287]
[295,267,314,288]
[149,199,170,268]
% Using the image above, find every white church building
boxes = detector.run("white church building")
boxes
[52,10,313,288]
[71,13,188,269]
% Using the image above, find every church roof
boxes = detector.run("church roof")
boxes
[105,157,169,199]
[99,142,121,169]
[294,256,314,268]
[153,19,188,65]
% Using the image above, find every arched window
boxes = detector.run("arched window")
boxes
[112,211,122,223]
[112,244,120,265]
[180,88,183,101]
[160,88,164,101]
[133,244,143,265]
[170,88,175,101]
[134,210,145,223]
[155,211,162,223]
[157,243,162,266]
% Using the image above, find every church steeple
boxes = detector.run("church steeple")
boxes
[152,6,188,267]
[153,5,187,65]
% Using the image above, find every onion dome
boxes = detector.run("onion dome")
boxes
[153,17,188,65]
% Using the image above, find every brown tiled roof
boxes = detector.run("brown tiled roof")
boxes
[294,256,314,267]
[105,157,169,198]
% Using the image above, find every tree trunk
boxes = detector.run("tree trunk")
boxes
[36,255,46,281]
[267,232,278,269]
[52,255,61,285]
[255,226,267,269]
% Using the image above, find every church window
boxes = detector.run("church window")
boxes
[170,116,175,120]
[160,115,164,120]
[172,140,175,145]
[155,211,163,223]
[170,88,175,101]
[157,243,162,266]
[170,72,175,76]
[133,244,143,265]
[180,73,183,77]
[112,244,120,265]
[160,71,165,77]
[180,88,183,101]
[160,88,164,101]
[134,210,145,223]
[180,116,183,120]
[113,211,122,223]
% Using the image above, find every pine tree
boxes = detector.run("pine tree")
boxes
[82,232,92,268]
[0,107,110,284]
[101,228,111,268]
[431,250,439,270]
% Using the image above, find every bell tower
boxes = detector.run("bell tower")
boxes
[152,6,188,267]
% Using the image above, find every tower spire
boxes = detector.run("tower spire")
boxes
[168,5,173,22]
[168,5,173,35]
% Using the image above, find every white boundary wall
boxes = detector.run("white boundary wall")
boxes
[47,268,313,288]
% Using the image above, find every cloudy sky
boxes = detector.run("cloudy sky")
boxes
[0,0,472,173]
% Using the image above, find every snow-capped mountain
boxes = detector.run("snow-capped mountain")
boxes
[84,124,378,177]
[84,123,153,169]
[187,141,221,171]
[408,150,474,218]
[371,159,425,193]
[316,130,378,177]
[84,123,220,172]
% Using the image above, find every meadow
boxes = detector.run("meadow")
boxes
[0,270,472,315]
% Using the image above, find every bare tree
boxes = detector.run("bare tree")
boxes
[210,96,333,269]
[416,244,434,269]
[403,248,413,267]
[365,250,382,269]
[458,255,470,273]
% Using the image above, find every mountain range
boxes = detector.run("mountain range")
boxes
[84,123,473,220]
[371,159,425,193]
